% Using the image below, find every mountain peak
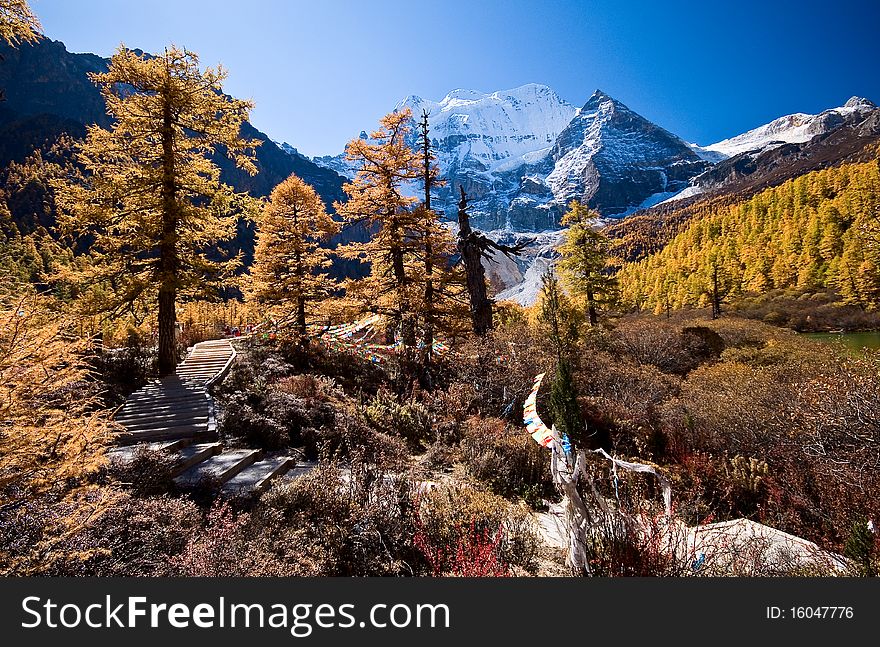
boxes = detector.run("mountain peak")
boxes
[843,96,875,109]
[583,89,621,111]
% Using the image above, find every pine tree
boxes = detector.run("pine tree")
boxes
[556,200,618,325]
[843,517,876,576]
[246,173,339,346]
[538,270,591,450]
[52,46,258,375]
[549,357,582,448]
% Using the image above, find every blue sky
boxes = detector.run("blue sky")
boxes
[33,0,880,157]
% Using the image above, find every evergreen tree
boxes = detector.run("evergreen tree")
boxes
[246,173,339,346]
[843,517,876,576]
[52,46,258,375]
[557,200,618,325]
[538,270,591,450]
[549,357,582,448]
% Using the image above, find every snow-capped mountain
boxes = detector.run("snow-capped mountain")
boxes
[298,87,879,305]
[313,84,578,230]
[660,96,879,206]
[398,84,577,175]
[691,96,877,161]
[546,90,709,216]
[309,85,710,230]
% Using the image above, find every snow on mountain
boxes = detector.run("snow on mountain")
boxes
[491,230,566,306]
[661,97,879,205]
[545,90,708,216]
[692,96,877,160]
[397,83,578,175]
[298,89,878,305]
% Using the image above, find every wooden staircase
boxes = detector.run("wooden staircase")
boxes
[111,338,297,496]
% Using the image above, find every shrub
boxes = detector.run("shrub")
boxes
[460,417,554,507]
[91,328,155,406]
[107,446,178,497]
[362,389,433,450]
[302,405,409,471]
[169,500,288,577]
[259,466,422,576]
[52,494,201,576]
[414,484,540,574]
[219,391,288,449]
[611,318,723,376]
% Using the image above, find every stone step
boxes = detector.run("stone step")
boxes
[174,448,263,488]
[221,456,295,497]
[171,442,223,476]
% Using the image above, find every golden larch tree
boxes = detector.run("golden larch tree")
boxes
[246,173,339,345]
[334,108,422,353]
[0,285,117,574]
[53,46,258,375]
[0,0,40,46]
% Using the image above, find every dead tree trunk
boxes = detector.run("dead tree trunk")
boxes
[457,187,527,336]
[457,188,492,336]
[712,262,722,320]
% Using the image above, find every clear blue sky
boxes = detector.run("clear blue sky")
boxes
[32,0,880,157]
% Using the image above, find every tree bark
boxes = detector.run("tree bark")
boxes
[457,188,493,336]
[586,289,598,326]
[712,263,721,319]
[157,88,179,376]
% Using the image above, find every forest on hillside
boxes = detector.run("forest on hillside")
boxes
[1,0,879,578]
[618,161,880,322]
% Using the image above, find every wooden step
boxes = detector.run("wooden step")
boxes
[221,456,295,497]
[126,390,208,405]
[117,408,209,431]
[171,442,223,476]
[284,461,319,481]
[107,438,193,464]
[174,449,263,488]
[116,426,216,445]
[117,402,209,419]
[118,403,208,419]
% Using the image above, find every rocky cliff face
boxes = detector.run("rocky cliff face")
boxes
[546,90,709,216]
